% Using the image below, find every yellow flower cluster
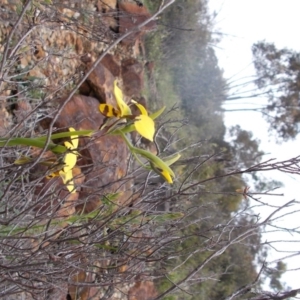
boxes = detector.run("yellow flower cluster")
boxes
[99,81,155,142]
[99,81,179,184]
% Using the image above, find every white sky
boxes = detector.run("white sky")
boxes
[208,0,300,290]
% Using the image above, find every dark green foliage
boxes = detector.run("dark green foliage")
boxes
[252,41,300,141]
[143,1,287,299]
[149,0,226,143]
[266,261,287,291]
[228,125,264,169]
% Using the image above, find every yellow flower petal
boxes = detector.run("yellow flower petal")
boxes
[131,100,148,115]
[68,127,78,149]
[99,104,121,118]
[59,169,75,193]
[63,151,77,174]
[151,163,173,184]
[56,127,79,193]
[63,137,79,173]
[160,169,173,184]
[134,115,155,142]
[113,80,131,116]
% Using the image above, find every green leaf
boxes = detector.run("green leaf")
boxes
[164,153,181,166]
[0,138,66,154]
[149,106,166,120]
[37,130,94,141]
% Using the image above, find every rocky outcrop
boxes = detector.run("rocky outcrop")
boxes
[101,53,121,77]
[121,58,145,97]
[79,55,146,102]
[82,61,116,104]
[118,1,157,45]
[128,280,157,300]
[0,1,159,299]
[97,0,118,13]
[96,0,118,29]
[40,94,132,213]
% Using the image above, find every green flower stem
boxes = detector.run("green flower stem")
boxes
[0,138,66,153]
[0,130,94,154]
[149,106,166,120]
[132,151,149,168]
[116,129,175,177]
[133,147,175,177]
[0,209,103,236]
[117,123,135,134]
[116,129,134,150]
[37,130,94,141]
[114,130,147,167]
[106,119,129,134]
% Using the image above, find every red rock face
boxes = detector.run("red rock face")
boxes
[79,55,121,101]
[36,95,133,299]
[128,280,158,300]
[97,0,117,13]
[121,58,144,98]
[118,1,156,45]
[101,53,121,77]
[118,2,156,31]
[47,95,131,214]
[84,61,116,104]
[95,0,118,34]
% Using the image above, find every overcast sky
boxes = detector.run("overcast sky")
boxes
[208,0,300,290]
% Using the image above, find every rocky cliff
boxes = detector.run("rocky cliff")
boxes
[0,1,160,299]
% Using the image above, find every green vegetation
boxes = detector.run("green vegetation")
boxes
[143,0,288,299]
[0,1,296,299]
[252,41,300,141]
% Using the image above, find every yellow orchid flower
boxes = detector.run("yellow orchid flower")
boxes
[132,100,148,115]
[99,81,155,141]
[154,164,173,183]
[147,153,180,184]
[59,167,75,193]
[161,169,173,184]
[131,100,155,142]
[113,80,132,116]
[148,161,173,184]
[58,127,79,193]
[99,81,132,118]
[116,130,178,185]
[133,146,176,184]
[10,128,92,193]
[47,128,79,193]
